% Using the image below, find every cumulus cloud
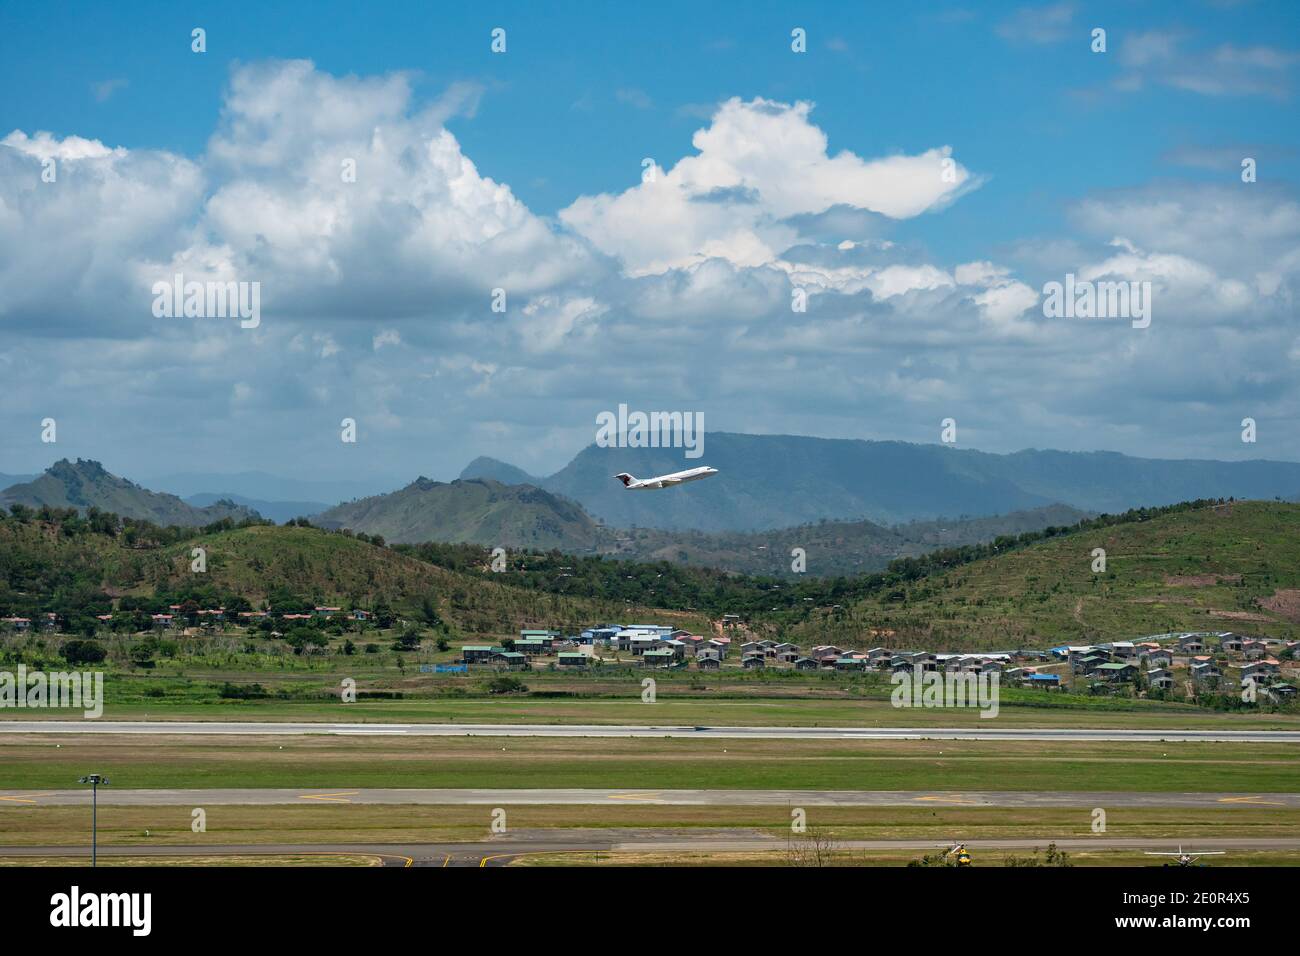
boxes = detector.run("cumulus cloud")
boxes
[1,59,1297,480]
[559,97,978,275]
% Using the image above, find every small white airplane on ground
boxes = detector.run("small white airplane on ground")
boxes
[1144,845,1227,867]
[613,466,718,490]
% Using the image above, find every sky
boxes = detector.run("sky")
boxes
[1,0,1298,491]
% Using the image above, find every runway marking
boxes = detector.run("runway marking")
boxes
[607,791,665,803]
[0,792,52,804]
[298,791,360,803]
[1217,795,1284,806]
[441,854,450,868]
[913,794,981,805]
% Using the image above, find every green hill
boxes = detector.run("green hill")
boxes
[0,515,704,639]
[314,477,603,549]
[788,500,1300,649]
[2,459,257,527]
[609,504,1091,578]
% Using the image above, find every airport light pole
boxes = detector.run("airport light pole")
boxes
[78,774,108,867]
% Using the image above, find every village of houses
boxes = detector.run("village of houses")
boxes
[3,606,1297,704]
[460,623,1300,704]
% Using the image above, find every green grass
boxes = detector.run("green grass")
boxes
[2,735,1297,792]
[793,500,1300,647]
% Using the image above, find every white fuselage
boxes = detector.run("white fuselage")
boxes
[615,466,718,490]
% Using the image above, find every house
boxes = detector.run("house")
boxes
[696,647,722,663]
[1178,635,1205,653]
[741,655,765,669]
[1220,634,1244,654]
[514,639,547,657]
[151,613,174,629]
[490,651,529,670]
[461,645,500,664]
[1191,661,1221,683]
[740,642,763,657]
[706,638,730,658]
[1240,660,1280,682]
[1146,668,1175,690]
[1093,662,1137,682]
[642,648,676,667]
[1141,649,1173,669]
[793,657,819,671]
[776,650,801,665]
[1074,655,1108,675]
[866,647,891,663]
[556,652,588,668]
[1109,642,1136,659]
[696,656,721,671]
[1242,640,1269,659]
[1264,683,1297,702]
[2,616,31,631]
[834,657,867,672]
[40,613,59,632]
[313,606,343,618]
[1027,673,1061,689]
[350,609,371,622]
[239,610,270,621]
[520,629,558,648]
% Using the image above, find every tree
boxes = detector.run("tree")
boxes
[62,640,107,665]
[284,627,327,655]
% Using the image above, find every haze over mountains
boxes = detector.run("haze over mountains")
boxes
[0,459,258,527]
[462,434,1300,531]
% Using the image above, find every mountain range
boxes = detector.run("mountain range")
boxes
[462,434,1300,531]
[0,459,258,527]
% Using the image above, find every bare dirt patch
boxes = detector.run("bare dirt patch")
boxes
[1258,589,1300,623]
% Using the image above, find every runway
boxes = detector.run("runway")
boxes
[2,834,1297,867]
[4,720,1299,743]
[2,787,1297,808]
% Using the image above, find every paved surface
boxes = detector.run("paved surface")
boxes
[1,834,1295,867]
[2,787,1297,808]
[3,720,1299,743]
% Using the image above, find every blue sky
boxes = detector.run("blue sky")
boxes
[1,0,1298,490]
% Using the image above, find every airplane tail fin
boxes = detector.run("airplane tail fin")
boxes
[613,473,635,487]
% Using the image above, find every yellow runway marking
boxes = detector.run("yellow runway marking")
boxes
[0,793,53,804]
[1217,795,1284,806]
[298,791,360,803]
[913,795,981,805]
[606,792,664,803]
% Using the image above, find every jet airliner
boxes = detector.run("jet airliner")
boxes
[613,466,718,490]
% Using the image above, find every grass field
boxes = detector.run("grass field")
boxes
[2,734,1297,791]
[15,691,1297,729]
[509,848,1299,867]
[2,803,1298,847]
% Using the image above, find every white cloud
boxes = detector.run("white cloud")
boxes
[559,96,977,275]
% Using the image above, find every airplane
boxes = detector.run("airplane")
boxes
[1144,845,1227,867]
[613,466,718,490]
